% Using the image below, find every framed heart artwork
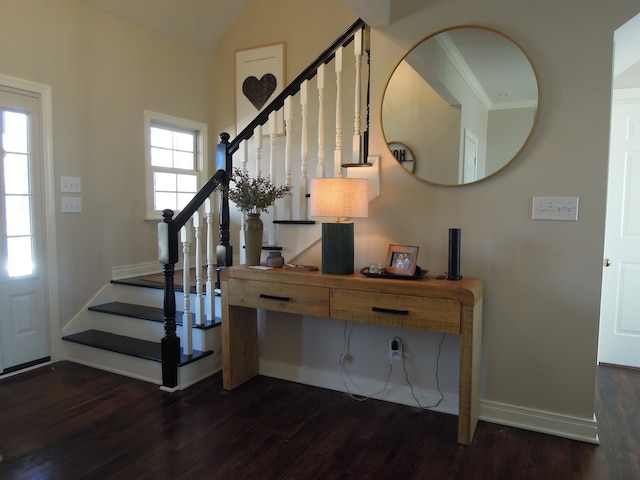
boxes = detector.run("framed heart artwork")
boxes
[235,42,285,136]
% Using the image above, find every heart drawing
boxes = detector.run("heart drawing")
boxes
[242,74,277,111]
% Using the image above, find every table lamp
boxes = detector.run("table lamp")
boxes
[309,177,368,274]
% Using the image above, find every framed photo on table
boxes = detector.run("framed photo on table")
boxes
[385,244,419,276]
[235,42,285,136]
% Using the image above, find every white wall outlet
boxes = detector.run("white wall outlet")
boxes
[61,196,82,213]
[532,196,579,221]
[389,339,402,361]
[61,176,81,193]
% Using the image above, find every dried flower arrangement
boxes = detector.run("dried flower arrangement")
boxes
[227,168,292,215]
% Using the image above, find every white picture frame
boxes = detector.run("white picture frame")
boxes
[235,42,285,136]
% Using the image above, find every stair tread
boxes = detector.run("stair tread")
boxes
[62,329,213,366]
[89,301,219,328]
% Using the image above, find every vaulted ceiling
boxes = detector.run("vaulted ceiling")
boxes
[82,0,248,53]
[81,0,639,88]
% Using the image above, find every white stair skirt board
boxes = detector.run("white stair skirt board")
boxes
[259,358,599,444]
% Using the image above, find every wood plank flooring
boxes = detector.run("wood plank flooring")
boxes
[0,362,638,479]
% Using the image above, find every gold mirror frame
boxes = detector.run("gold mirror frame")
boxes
[381,26,540,186]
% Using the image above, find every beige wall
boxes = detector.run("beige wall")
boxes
[212,0,640,437]
[2,0,638,439]
[0,0,213,325]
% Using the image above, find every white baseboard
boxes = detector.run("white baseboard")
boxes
[259,358,599,444]
[479,400,599,444]
[259,358,459,415]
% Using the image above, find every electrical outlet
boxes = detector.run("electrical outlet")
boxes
[389,339,402,361]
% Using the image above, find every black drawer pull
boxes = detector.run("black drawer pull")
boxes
[260,294,291,302]
[372,306,409,315]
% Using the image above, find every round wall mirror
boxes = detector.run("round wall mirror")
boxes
[382,26,539,185]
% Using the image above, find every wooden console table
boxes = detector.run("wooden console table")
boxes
[220,265,483,445]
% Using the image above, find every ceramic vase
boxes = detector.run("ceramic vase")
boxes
[244,213,263,265]
[266,251,284,268]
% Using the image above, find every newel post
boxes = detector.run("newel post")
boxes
[216,133,233,270]
[158,209,180,390]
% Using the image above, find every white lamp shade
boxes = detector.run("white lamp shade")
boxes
[309,178,368,219]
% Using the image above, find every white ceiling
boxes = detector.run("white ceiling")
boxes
[82,0,247,53]
[82,0,639,90]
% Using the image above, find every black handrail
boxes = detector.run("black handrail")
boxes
[158,18,367,389]
[227,18,366,156]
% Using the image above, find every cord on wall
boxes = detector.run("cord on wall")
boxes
[339,321,392,401]
[395,335,446,410]
[338,321,447,409]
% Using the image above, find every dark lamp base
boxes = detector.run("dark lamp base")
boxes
[321,222,354,275]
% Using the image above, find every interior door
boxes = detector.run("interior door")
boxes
[0,88,50,374]
[598,89,640,368]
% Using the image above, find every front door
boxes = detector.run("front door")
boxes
[0,87,50,374]
[598,89,640,368]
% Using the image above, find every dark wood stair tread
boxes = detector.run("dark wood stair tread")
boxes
[62,330,213,366]
[88,302,219,328]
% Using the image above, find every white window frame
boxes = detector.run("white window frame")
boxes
[144,110,208,220]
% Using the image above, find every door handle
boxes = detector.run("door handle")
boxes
[603,258,612,267]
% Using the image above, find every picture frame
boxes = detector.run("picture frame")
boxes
[385,244,419,276]
[235,42,285,136]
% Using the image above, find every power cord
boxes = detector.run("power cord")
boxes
[396,334,446,410]
[339,321,392,401]
[338,322,446,409]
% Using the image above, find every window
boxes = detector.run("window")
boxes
[2,109,35,277]
[145,111,207,219]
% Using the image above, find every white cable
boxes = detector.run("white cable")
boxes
[397,334,446,410]
[339,321,392,401]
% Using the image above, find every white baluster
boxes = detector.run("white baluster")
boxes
[300,81,309,219]
[317,63,325,178]
[204,197,216,321]
[255,124,263,175]
[192,213,205,326]
[335,46,343,176]
[241,138,248,176]
[284,96,293,220]
[180,225,193,355]
[353,28,363,164]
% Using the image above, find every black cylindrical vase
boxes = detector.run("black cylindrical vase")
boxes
[447,228,462,281]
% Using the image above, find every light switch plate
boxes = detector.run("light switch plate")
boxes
[61,176,81,193]
[61,196,82,213]
[532,196,579,221]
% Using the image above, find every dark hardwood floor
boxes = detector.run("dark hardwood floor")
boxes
[0,362,638,479]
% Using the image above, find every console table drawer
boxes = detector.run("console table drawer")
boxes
[331,289,461,333]
[226,278,330,317]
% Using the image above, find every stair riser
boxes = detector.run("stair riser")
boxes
[64,341,162,385]
[64,342,220,389]
[110,284,222,319]
[90,311,215,351]
[111,283,188,308]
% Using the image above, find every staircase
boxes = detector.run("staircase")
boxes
[62,272,221,391]
[61,19,374,391]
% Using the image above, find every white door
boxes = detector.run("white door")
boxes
[598,89,640,368]
[462,129,478,183]
[0,88,50,374]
